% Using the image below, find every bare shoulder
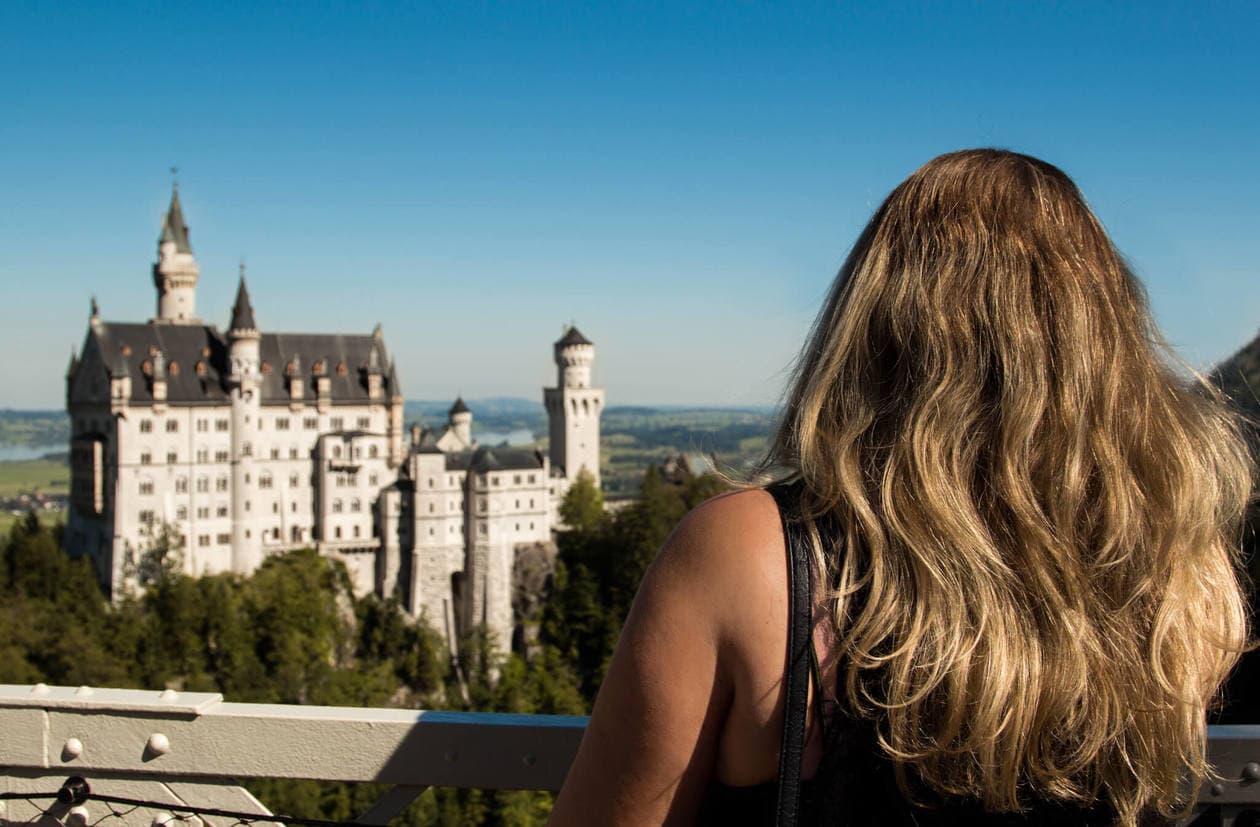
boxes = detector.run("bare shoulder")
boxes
[646,488,788,639]
[655,488,784,574]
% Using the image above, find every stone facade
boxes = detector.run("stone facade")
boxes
[64,187,603,654]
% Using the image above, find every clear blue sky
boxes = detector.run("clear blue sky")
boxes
[2,2,1257,409]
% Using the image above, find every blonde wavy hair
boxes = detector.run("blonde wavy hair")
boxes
[762,149,1253,824]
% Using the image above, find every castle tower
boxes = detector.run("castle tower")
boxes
[227,273,262,572]
[152,183,200,323]
[449,397,472,447]
[544,326,604,487]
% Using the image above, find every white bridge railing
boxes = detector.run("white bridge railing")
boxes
[1,684,1258,826]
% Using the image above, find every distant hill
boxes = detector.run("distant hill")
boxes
[1212,328,1260,427]
[0,409,68,449]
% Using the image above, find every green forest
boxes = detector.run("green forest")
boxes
[0,467,727,826]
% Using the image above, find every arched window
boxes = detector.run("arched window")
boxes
[332,499,343,513]
[350,498,361,512]
[369,445,378,458]
[333,445,342,458]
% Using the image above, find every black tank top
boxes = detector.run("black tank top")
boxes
[696,482,1170,826]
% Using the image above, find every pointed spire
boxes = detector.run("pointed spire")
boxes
[66,347,79,379]
[159,178,192,254]
[230,269,257,332]
[449,396,470,416]
[90,296,99,319]
[387,359,402,398]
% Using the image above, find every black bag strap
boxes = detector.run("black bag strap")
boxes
[769,482,813,826]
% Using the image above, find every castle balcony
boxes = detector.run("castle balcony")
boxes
[0,684,1255,826]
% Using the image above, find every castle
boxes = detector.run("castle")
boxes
[64,186,604,651]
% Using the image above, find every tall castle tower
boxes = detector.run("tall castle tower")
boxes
[152,183,200,323]
[544,326,604,487]
[227,272,262,572]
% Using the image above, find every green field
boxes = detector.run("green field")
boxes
[0,458,70,498]
[0,509,62,540]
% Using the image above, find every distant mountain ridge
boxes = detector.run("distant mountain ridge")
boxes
[1212,327,1260,427]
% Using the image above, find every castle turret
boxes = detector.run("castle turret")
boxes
[449,397,472,448]
[152,183,200,323]
[227,272,262,573]
[387,359,405,467]
[544,325,604,487]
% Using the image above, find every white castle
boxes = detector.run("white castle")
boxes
[64,186,604,651]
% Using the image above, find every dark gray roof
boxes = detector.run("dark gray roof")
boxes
[229,276,257,331]
[556,326,591,347]
[449,396,470,415]
[159,188,192,254]
[72,321,400,406]
[468,445,546,473]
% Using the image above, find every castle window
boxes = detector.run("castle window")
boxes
[169,361,180,377]
[478,524,486,536]
[515,499,520,508]
[198,535,210,547]
[491,475,500,486]
[332,499,343,513]
[336,362,347,377]
[350,498,361,512]
[175,477,188,493]
[196,449,208,463]
[515,523,520,531]
[270,446,279,459]
[261,361,272,375]
[528,474,536,484]
[242,443,252,457]
[369,445,378,458]
[216,450,229,463]
[139,510,154,524]
[197,419,208,433]
[331,417,344,430]
[478,498,486,513]
[139,481,154,496]
[273,527,280,540]
[428,478,434,488]
[196,361,207,377]
[217,533,230,544]
[304,417,318,429]
[290,446,299,459]
[529,498,535,508]
[197,507,209,519]
[272,502,279,513]
[353,447,361,459]
[197,477,209,493]
[332,445,342,458]
[289,473,299,487]
[529,521,535,530]
[121,344,132,356]
[216,477,228,492]
[428,503,435,514]
[291,501,297,513]
[166,420,178,433]
[353,525,361,538]
[216,419,229,431]
[139,420,152,433]
[167,451,177,464]
[335,526,342,539]
[429,528,434,536]
[513,475,521,484]
[259,475,273,489]
[217,505,228,518]
[140,451,152,465]
[292,526,302,542]
[276,418,290,430]
[176,505,187,520]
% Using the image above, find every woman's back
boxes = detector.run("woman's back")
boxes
[550,150,1253,826]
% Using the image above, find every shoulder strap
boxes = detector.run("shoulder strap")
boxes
[768,482,813,827]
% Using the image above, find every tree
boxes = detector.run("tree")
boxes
[559,467,604,533]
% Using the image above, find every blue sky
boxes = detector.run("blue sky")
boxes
[2,2,1257,409]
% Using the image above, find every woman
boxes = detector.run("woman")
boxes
[548,150,1253,826]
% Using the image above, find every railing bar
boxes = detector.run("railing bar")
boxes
[354,785,428,825]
